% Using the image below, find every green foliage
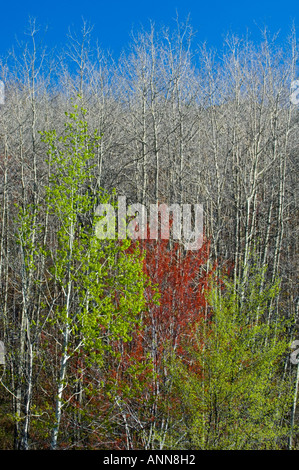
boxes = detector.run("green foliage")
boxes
[170,270,293,450]
[40,99,147,356]
[39,99,148,447]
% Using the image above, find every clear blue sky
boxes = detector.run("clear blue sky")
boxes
[0,0,298,60]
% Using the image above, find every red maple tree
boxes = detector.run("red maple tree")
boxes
[102,225,214,449]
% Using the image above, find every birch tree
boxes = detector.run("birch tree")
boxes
[40,101,147,449]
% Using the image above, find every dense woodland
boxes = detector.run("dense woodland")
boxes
[0,18,299,450]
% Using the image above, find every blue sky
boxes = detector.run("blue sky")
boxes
[0,0,298,60]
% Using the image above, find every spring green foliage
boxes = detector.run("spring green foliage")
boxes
[170,270,293,450]
[39,100,148,446]
[41,101,147,357]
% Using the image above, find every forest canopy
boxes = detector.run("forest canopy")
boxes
[0,18,298,450]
